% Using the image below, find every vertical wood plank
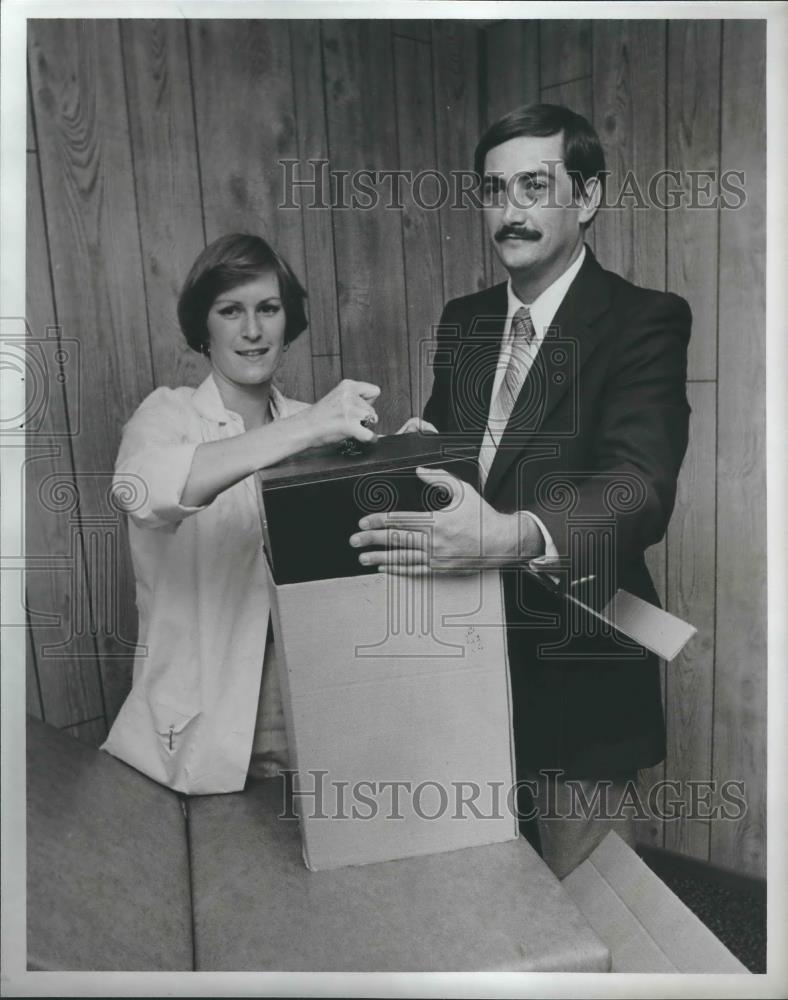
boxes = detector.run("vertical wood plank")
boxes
[593,21,668,848]
[664,382,716,859]
[638,316,668,849]
[539,19,594,257]
[482,21,540,127]
[26,619,44,720]
[636,548,667,850]
[289,21,341,362]
[27,82,36,151]
[645,546,667,608]
[711,20,766,878]
[311,353,343,403]
[538,77,596,256]
[25,143,105,729]
[321,20,411,430]
[539,21,592,88]
[29,19,156,722]
[120,19,208,390]
[540,77,593,122]
[24,458,107,729]
[481,21,540,287]
[28,21,155,415]
[394,33,445,416]
[392,21,431,43]
[592,21,667,289]
[431,21,487,304]
[665,21,720,859]
[189,19,315,403]
[667,20,720,382]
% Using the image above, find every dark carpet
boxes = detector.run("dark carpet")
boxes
[640,858,766,973]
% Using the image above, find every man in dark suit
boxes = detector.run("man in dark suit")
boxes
[351,104,691,876]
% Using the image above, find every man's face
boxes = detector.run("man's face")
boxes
[482,133,587,283]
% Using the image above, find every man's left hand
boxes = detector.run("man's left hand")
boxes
[395,417,439,435]
[349,466,543,575]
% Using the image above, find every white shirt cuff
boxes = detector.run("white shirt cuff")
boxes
[521,510,559,559]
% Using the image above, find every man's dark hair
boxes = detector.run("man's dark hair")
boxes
[474,103,606,200]
[177,233,308,354]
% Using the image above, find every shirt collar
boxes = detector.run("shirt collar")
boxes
[268,383,288,419]
[191,373,286,426]
[506,244,586,337]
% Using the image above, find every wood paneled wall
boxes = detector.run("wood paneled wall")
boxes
[26,18,766,876]
[25,19,484,746]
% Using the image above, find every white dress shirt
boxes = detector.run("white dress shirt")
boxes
[102,374,309,794]
[479,246,587,557]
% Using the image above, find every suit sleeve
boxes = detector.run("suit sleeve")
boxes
[528,292,692,588]
[422,302,457,432]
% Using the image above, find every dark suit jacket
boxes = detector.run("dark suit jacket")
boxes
[423,246,691,779]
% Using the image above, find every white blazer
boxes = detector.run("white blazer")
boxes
[102,375,310,794]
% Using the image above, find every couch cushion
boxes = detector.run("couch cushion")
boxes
[188,776,610,972]
[26,717,192,970]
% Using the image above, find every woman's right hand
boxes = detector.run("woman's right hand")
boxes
[176,379,381,510]
[300,379,381,448]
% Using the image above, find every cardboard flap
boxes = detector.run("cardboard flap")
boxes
[601,590,697,661]
[563,832,748,974]
[562,854,678,972]
[528,561,697,662]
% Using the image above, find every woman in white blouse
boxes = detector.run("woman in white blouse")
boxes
[102,234,381,794]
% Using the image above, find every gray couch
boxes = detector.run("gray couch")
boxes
[26,716,612,972]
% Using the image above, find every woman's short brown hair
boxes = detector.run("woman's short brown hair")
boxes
[177,234,308,353]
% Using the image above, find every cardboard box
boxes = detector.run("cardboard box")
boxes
[563,832,748,973]
[259,435,517,870]
[265,568,517,871]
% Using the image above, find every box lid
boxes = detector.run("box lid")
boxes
[257,433,477,490]
[258,433,474,490]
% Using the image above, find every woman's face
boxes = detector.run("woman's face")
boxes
[205,272,287,391]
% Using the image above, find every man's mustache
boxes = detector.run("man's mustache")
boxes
[494,226,542,242]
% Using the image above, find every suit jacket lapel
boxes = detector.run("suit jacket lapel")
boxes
[452,281,508,439]
[482,248,613,502]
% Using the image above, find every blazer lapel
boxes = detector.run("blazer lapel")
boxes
[483,248,613,502]
[451,281,508,439]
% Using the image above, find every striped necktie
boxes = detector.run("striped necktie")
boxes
[478,306,536,488]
